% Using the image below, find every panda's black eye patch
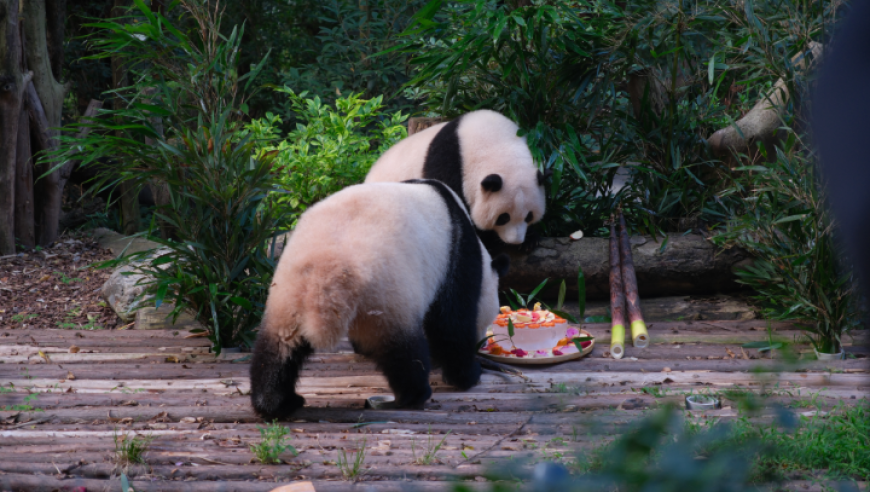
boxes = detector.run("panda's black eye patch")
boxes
[525,211,533,223]
[496,213,510,226]
[481,174,503,192]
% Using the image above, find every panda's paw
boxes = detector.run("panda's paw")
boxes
[378,398,428,411]
[442,359,482,391]
[518,228,541,254]
[253,393,305,421]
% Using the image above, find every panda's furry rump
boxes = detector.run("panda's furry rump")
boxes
[249,182,500,421]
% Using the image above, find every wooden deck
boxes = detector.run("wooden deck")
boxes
[1,320,868,491]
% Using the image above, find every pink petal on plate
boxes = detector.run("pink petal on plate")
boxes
[565,328,579,338]
[552,349,563,356]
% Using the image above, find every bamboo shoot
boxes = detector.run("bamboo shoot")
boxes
[609,218,626,359]
[619,212,649,348]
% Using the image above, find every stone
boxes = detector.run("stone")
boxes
[100,247,171,323]
[91,227,162,258]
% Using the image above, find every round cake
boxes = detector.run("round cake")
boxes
[480,304,592,359]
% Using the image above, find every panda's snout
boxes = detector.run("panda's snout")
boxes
[499,223,527,244]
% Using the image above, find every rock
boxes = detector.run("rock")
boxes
[91,227,162,258]
[100,247,171,323]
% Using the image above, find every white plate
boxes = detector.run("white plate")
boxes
[478,325,595,365]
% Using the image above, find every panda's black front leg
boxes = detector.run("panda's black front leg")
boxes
[370,332,433,409]
[426,319,482,391]
[476,228,506,256]
[518,224,541,254]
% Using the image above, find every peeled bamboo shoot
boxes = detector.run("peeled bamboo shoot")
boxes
[609,218,626,359]
[619,212,649,348]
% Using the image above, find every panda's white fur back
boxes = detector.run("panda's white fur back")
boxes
[250,181,505,419]
[264,183,453,353]
[365,110,545,245]
[366,122,448,183]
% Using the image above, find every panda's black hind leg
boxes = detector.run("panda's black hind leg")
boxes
[371,333,433,409]
[250,334,313,421]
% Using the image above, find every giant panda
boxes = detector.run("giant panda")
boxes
[365,110,547,253]
[250,180,510,420]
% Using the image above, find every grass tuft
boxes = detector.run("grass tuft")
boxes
[113,430,153,468]
[337,437,368,481]
[250,421,297,464]
[412,427,451,465]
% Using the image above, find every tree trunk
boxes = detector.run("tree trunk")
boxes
[500,235,752,301]
[0,0,26,255]
[44,0,63,81]
[23,0,67,246]
[113,0,139,236]
[25,79,61,245]
[14,102,33,248]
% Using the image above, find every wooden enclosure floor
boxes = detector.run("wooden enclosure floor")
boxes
[2,320,868,492]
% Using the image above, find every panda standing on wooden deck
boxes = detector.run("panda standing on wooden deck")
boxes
[250,180,509,420]
[366,110,547,253]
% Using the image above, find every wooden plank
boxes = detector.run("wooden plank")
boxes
[3,355,866,380]
[3,369,866,395]
[0,474,496,492]
[0,328,203,339]
[4,323,864,342]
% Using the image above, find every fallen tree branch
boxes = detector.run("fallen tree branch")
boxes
[707,42,822,155]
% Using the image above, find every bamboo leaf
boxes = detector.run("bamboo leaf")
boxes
[557,280,566,311]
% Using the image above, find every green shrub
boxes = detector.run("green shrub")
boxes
[400,0,839,237]
[401,0,631,237]
[279,0,426,114]
[53,0,286,353]
[242,88,408,225]
[715,136,858,354]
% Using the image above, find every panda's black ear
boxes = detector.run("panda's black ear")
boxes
[491,254,510,277]
[481,174,503,192]
[537,169,553,187]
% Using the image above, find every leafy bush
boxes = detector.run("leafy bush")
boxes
[401,0,840,237]
[715,136,858,354]
[54,0,287,353]
[242,88,408,225]
[279,0,426,114]
[401,0,632,237]
[459,406,771,492]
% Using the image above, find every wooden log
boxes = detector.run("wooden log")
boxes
[0,329,865,365]
[707,43,822,158]
[609,220,626,359]
[501,234,751,300]
[2,355,866,388]
[573,295,758,322]
[0,475,498,492]
[1,369,864,413]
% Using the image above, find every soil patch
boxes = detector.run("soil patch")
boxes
[0,231,120,330]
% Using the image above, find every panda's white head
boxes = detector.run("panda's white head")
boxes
[459,110,547,245]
